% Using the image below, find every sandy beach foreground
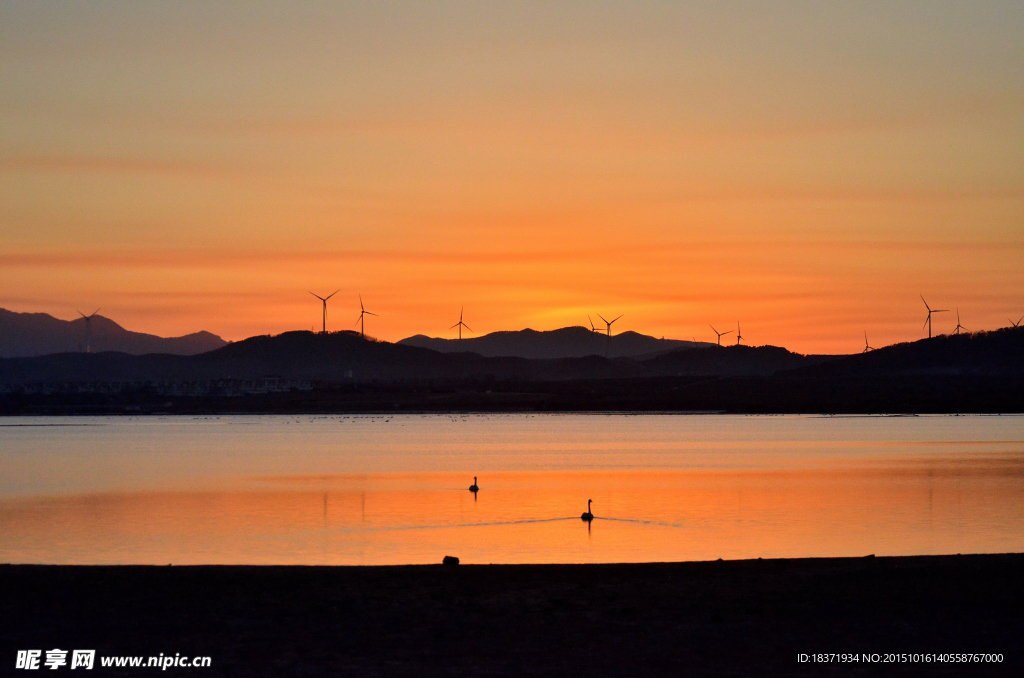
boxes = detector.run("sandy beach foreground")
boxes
[2,555,1022,676]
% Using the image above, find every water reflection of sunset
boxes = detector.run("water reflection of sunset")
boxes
[4,462,1022,565]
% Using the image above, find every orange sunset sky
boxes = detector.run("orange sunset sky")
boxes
[1,2,1022,354]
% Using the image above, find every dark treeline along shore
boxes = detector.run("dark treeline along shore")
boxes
[0,320,1022,414]
[2,555,1022,677]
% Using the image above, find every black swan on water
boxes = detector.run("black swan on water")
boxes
[581,499,593,522]
[469,477,479,492]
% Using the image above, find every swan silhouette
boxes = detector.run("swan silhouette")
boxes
[581,499,593,522]
[469,477,479,492]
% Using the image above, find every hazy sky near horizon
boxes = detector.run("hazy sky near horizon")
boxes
[1,1,1022,353]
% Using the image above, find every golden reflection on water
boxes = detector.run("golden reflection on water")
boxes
[3,461,1023,564]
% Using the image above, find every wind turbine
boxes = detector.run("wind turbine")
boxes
[355,294,377,338]
[735,321,743,346]
[920,295,948,339]
[450,306,472,341]
[709,324,733,346]
[1010,317,1022,328]
[587,315,598,332]
[952,309,967,335]
[77,308,100,353]
[309,290,339,334]
[863,331,874,353]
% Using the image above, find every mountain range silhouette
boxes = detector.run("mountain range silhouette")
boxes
[398,327,708,359]
[1,308,1021,413]
[0,309,226,358]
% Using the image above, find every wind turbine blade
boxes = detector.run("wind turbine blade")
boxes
[90,308,101,318]
[463,324,472,332]
[359,294,364,311]
[325,289,340,300]
[309,292,326,301]
[709,324,718,334]
[923,317,930,330]
[598,314,609,324]
[365,311,378,316]
[722,330,733,336]
[611,314,623,323]
[920,294,930,311]
[78,310,87,319]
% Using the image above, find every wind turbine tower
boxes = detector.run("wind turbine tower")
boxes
[597,313,623,356]
[597,313,623,337]
[450,306,472,341]
[356,294,377,338]
[920,295,948,339]
[953,309,968,335]
[78,308,100,353]
[309,290,339,334]
[709,324,733,346]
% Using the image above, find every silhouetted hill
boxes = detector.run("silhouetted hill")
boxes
[0,330,646,384]
[640,344,837,376]
[3,329,1022,414]
[199,331,653,381]
[0,331,834,385]
[398,326,707,359]
[787,327,1024,378]
[0,308,227,357]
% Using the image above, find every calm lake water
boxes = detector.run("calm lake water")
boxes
[1,414,1022,565]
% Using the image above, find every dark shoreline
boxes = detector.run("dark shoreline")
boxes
[3,373,1024,415]
[3,554,1022,676]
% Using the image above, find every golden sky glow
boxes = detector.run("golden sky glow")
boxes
[1,2,1022,353]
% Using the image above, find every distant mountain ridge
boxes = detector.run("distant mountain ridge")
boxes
[398,326,708,359]
[643,344,835,376]
[3,328,1023,414]
[1,323,1020,391]
[0,330,812,384]
[0,308,227,357]
[0,330,628,384]
[786,327,1024,378]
